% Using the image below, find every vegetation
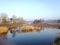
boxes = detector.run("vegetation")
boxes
[0,13,26,24]
[0,27,8,33]
[21,25,34,32]
[33,19,44,24]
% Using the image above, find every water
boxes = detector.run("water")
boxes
[1,28,60,45]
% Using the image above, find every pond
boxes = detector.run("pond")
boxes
[0,27,60,45]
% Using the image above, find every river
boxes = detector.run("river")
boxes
[0,27,60,45]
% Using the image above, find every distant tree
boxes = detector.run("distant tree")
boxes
[10,15,17,23]
[12,15,17,19]
[0,13,8,24]
[17,17,26,24]
[58,20,60,23]
[10,18,13,23]
[33,19,40,24]
[33,19,44,24]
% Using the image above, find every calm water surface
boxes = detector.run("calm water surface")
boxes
[6,28,60,45]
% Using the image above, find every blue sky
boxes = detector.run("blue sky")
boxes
[0,0,60,20]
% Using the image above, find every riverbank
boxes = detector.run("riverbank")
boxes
[0,23,60,29]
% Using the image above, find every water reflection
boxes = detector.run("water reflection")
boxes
[10,30,16,37]
[0,32,7,39]
[9,27,41,38]
[9,27,59,38]
[8,27,58,45]
[0,27,60,45]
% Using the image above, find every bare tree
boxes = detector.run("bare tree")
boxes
[10,15,17,23]
[0,13,8,24]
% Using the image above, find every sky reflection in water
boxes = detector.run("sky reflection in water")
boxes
[5,28,60,45]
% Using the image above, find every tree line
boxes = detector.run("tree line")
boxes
[0,13,26,24]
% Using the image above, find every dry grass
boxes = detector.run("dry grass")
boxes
[0,26,8,33]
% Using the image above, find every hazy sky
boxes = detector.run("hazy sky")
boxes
[0,0,60,20]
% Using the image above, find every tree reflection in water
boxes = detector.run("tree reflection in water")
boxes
[10,29,17,37]
[10,28,41,38]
